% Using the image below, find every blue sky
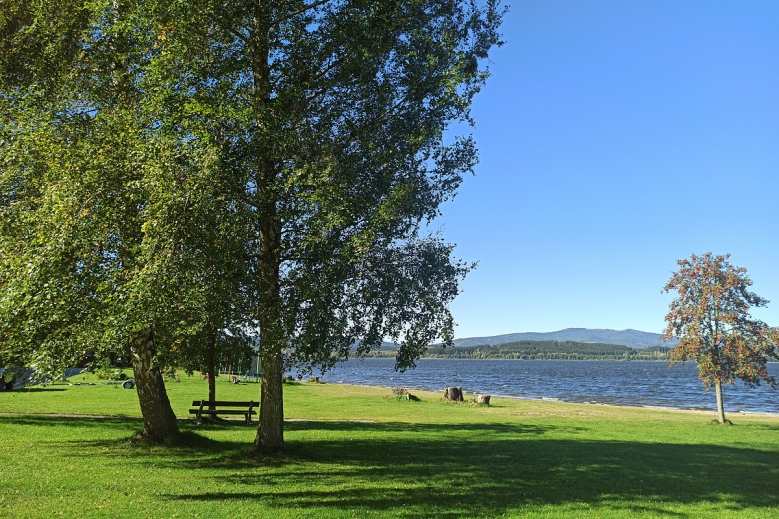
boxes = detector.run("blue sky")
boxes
[439,0,779,338]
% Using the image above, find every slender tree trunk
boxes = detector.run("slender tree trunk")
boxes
[207,372,216,410]
[714,380,726,424]
[206,338,217,411]
[250,4,285,451]
[130,327,179,441]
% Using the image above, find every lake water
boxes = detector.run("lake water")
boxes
[309,358,779,414]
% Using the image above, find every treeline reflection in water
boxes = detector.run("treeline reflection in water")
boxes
[305,358,779,414]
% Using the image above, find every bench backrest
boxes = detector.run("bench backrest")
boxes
[192,400,258,407]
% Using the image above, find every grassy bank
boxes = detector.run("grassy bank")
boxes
[1,374,778,518]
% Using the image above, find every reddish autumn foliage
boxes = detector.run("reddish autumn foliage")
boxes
[663,253,778,387]
[662,253,779,422]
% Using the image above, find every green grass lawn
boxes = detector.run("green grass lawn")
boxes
[1,373,778,518]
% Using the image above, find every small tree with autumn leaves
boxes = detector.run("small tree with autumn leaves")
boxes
[662,253,779,424]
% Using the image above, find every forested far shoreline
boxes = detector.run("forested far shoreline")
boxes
[367,340,673,361]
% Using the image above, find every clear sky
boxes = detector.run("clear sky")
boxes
[438,0,779,339]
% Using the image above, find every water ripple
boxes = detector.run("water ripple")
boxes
[306,358,779,414]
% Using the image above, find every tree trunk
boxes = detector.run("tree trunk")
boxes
[256,344,284,450]
[130,327,179,441]
[714,379,726,424]
[252,196,285,450]
[206,342,217,412]
[253,210,285,450]
[250,3,285,451]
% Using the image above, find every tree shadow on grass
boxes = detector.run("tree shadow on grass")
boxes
[740,422,779,432]
[8,415,779,517]
[0,387,68,393]
[0,415,251,461]
[0,414,255,433]
[167,420,779,517]
[1,414,143,429]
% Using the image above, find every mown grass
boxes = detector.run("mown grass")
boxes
[1,373,778,518]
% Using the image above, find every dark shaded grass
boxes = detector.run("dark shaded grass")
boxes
[3,414,777,518]
[181,420,779,515]
[3,387,68,393]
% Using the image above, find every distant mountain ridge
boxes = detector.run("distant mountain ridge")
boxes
[451,328,673,349]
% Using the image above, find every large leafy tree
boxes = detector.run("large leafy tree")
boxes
[662,253,779,424]
[1,0,504,448]
[0,0,254,440]
[169,0,504,450]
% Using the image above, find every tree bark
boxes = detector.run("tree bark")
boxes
[130,327,179,441]
[254,201,284,450]
[256,343,284,450]
[253,202,285,450]
[714,379,726,424]
[251,4,285,451]
[206,339,217,411]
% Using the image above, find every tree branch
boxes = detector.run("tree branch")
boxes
[273,0,335,27]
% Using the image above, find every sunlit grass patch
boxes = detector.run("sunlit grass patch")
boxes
[1,375,778,518]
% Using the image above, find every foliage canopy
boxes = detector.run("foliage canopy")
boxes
[0,0,505,446]
[662,253,778,423]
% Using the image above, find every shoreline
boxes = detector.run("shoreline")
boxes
[320,357,779,416]
[368,355,676,362]
[327,380,779,418]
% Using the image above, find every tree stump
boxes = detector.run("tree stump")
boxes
[477,394,491,405]
[282,375,293,382]
[444,387,463,402]
[309,376,320,383]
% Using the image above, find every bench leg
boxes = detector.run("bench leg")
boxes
[245,413,251,425]
[196,412,202,425]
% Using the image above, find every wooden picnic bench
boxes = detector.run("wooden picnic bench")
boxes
[189,400,259,425]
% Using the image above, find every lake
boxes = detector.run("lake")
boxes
[308,358,779,414]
